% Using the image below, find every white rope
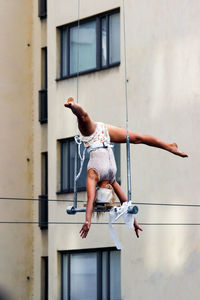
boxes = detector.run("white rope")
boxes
[74,135,86,181]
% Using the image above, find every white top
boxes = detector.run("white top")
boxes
[79,122,110,148]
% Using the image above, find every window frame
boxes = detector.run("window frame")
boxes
[59,138,89,194]
[57,8,120,80]
[39,89,48,124]
[39,152,48,229]
[58,138,121,194]
[41,256,48,300]
[61,248,121,300]
[39,47,48,124]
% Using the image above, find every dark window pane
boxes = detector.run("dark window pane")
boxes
[77,143,89,189]
[113,143,121,184]
[38,0,47,18]
[42,47,47,89]
[101,17,107,67]
[41,257,48,300]
[110,251,121,300]
[109,12,120,64]
[59,9,120,78]
[60,139,89,193]
[41,152,48,196]
[69,141,76,191]
[102,251,108,300]
[70,253,97,300]
[61,28,68,77]
[61,141,69,191]
[70,21,96,75]
[62,249,121,300]
[39,195,48,229]
[39,90,48,124]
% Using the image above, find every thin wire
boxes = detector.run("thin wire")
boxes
[1,221,200,226]
[122,0,129,136]
[76,0,80,102]
[73,0,81,209]
[1,197,200,208]
[122,0,132,203]
[0,197,84,203]
[134,202,200,208]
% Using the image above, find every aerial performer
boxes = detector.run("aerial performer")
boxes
[64,97,188,239]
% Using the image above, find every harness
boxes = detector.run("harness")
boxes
[74,123,112,180]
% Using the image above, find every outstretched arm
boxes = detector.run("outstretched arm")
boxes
[80,169,98,238]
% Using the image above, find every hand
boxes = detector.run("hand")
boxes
[64,97,74,108]
[80,221,90,238]
[134,219,143,238]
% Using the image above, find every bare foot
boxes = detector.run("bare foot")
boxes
[64,97,74,108]
[170,143,188,158]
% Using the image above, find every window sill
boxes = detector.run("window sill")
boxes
[56,62,120,81]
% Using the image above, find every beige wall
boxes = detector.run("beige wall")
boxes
[32,0,48,299]
[47,0,200,299]
[0,0,34,299]
[1,0,200,299]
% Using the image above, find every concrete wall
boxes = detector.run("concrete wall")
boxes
[0,0,34,299]
[1,0,199,299]
[47,0,200,299]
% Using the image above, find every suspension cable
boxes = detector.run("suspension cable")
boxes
[122,0,132,203]
[1,197,200,208]
[73,0,81,209]
[1,221,200,226]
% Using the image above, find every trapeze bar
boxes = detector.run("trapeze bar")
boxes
[66,205,139,215]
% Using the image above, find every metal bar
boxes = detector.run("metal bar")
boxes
[73,144,78,209]
[66,205,138,214]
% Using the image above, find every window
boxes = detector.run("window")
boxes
[59,138,90,193]
[41,152,48,196]
[59,9,120,79]
[39,152,48,229]
[61,249,121,300]
[39,47,48,124]
[38,0,47,19]
[41,257,48,300]
[59,138,120,194]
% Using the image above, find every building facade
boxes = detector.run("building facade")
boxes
[1,0,200,299]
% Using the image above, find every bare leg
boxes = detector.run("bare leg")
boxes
[80,169,98,238]
[112,180,143,237]
[64,97,96,136]
[107,125,188,158]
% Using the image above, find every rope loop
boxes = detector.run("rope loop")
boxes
[74,135,86,181]
[74,135,82,145]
